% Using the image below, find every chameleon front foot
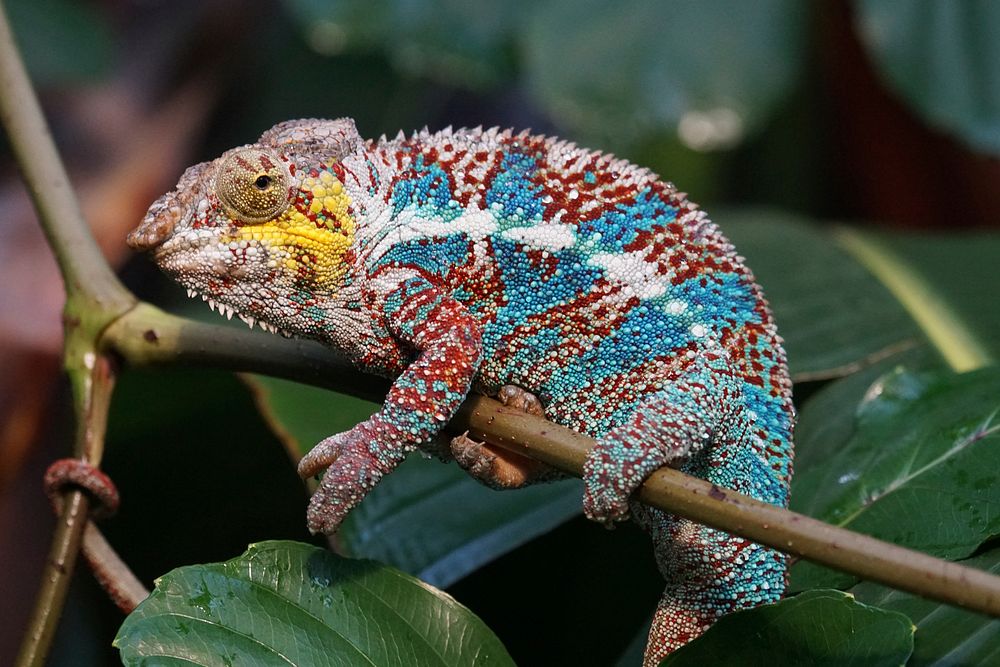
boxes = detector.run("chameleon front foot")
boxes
[297,426,397,535]
[450,385,559,489]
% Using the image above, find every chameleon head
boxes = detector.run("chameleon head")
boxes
[127,118,362,337]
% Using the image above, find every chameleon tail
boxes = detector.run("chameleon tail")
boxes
[632,502,787,665]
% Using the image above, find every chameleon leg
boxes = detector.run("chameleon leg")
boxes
[298,277,483,534]
[581,350,790,661]
[582,351,742,526]
[450,385,563,489]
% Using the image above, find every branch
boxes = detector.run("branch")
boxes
[0,4,130,310]
[14,355,117,667]
[0,4,130,665]
[105,304,1000,618]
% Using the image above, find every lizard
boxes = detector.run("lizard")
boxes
[127,118,795,665]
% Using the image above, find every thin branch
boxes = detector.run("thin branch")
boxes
[0,2,130,309]
[454,399,1000,617]
[15,355,117,667]
[105,305,1000,618]
[102,302,390,403]
[0,4,131,665]
[82,523,149,613]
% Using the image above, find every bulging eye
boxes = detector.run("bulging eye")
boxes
[215,148,291,223]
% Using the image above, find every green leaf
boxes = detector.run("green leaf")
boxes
[246,376,582,587]
[659,589,913,666]
[791,345,941,481]
[114,540,514,666]
[884,233,1000,363]
[855,0,1000,155]
[791,367,1000,590]
[851,547,1000,665]
[524,0,809,148]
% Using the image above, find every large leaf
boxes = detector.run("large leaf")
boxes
[791,345,940,479]
[851,546,1000,666]
[791,367,1000,590]
[246,376,583,587]
[114,540,514,666]
[659,589,913,666]
[524,0,809,148]
[855,0,1000,155]
[885,233,1000,360]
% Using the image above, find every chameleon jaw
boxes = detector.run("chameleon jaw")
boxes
[183,286,291,336]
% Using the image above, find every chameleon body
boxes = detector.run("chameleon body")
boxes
[129,118,795,664]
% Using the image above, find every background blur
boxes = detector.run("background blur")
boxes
[2,0,998,664]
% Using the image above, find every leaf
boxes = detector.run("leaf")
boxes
[114,540,515,666]
[659,589,913,666]
[884,233,1000,363]
[850,546,1000,666]
[523,0,810,148]
[791,366,1000,590]
[855,0,1000,155]
[791,345,940,480]
[246,376,583,588]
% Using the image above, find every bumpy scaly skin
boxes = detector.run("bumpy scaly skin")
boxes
[129,118,795,664]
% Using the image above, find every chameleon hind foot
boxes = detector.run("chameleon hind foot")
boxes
[450,385,560,489]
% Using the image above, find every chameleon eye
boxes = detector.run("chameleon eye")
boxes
[215,148,292,223]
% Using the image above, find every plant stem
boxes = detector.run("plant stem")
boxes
[15,355,117,667]
[454,398,1000,617]
[102,302,390,403]
[0,3,131,310]
[0,4,130,664]
[104,304,1000,617]
[14,493,90,667]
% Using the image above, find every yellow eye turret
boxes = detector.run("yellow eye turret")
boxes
[215,148,292,223]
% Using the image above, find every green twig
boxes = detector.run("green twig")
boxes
[0,3,131,665]
[14,355,117,667]
[103,304,1000,617]
[0,4,130,310]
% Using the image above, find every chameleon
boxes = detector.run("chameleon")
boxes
[127,118,795,664]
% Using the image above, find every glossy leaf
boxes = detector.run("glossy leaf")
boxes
[791,367,1000,590]
[851,547,1000,666]
[114,540,514,666]
[246,376,583,587]
[856,0,1000,155]
[791,345,940,478]
[660,589,913,666]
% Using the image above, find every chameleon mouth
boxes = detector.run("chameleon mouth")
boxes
[183,287,293,337]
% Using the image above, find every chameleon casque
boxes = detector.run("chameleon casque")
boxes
[128,118,794,664]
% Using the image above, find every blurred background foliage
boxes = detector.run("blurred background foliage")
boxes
[1,0,998,665]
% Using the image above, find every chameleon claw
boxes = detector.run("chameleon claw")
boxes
[297,434,344,480]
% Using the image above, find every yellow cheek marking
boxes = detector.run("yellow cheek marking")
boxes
[230,171,355,291]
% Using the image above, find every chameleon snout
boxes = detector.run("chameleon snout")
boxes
[127,198,182,252]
